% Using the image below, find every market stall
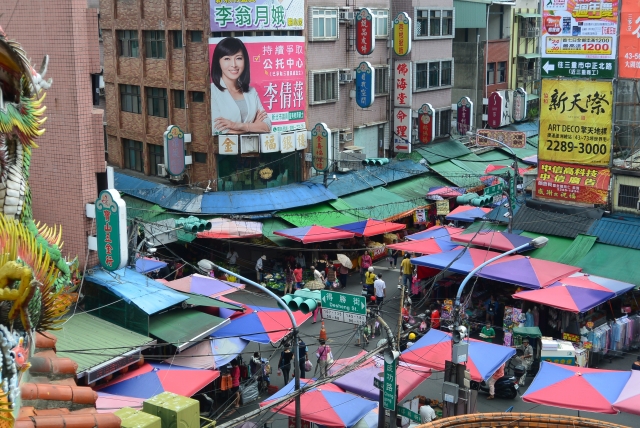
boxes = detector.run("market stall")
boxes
[406,225,464,241]
[445,205,492,222]
[452,230,533,252]
[273,225,355,244]
[196,218,263,239]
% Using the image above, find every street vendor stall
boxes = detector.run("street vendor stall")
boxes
[274,225,355,244]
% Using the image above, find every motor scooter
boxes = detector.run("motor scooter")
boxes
[470,365,525,399]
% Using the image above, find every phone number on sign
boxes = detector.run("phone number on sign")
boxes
[545,140,608,155]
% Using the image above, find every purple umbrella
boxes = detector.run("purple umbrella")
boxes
[163,274,243,297]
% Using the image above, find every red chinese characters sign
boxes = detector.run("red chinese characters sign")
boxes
[456,97,473,135]
[311,122,330,172]
[418,103,435,144]
[394,61,412,108]
[356,8,375,55]
[536,160,610,204]
[487,92,503,129]
[394,108,412,153]
[619,0,640,78]
[96,189,128,271]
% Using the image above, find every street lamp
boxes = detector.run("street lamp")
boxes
[446,236,547,416]
[198,260,303,428]
[466,131,520,233]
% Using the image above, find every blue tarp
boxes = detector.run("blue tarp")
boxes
[86,267,188,315]
[135,258,167,274]
[115,172,337,214]
[308,159,429,197]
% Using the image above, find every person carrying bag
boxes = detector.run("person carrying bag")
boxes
[315,339,333,377]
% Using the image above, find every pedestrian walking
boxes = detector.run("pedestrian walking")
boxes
[293,263,303,290]
[364,266,376,296]
[312,300,322,324]
[226,247,239,266]
[325,265,337,289]
[284,263,294,295]
[487,363,505,400]
[278,343,294,385]
[316,339,332,377]
[256,255,266,282]
[339,263,349,289]
[391,248,400,269]
[519,338,534,385]
[400,254,413,290]
[373,273,386,306]
[360,251,372,284]
[429,304,440,330]
[298,338,308,379]
[230,359,241,408]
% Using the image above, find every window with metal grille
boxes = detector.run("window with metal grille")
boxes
[374,66,389,95]
[148,144,164,176]
[118,30,139,57]
[123,139,143,172]
[311,8,338,40]
[120,84,141,113]
[416,9,454,38]
[436,109,452,137]
[310,70,338,104]
[415,60,453,90]
[144,31,165,59]
[618,184,640,209]
[146,87,168,118]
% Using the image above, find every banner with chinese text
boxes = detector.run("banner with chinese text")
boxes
[210,36,306,134]
[542,0,618,78]
[539,80,612,165]
[619,0,640,78]
[394,61,412,108]
[536,160,610,204]
[393,108,412,153]
[211,0,304,32]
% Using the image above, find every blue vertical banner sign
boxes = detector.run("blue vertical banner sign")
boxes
[355,62,375,109]
[163,125,186,176]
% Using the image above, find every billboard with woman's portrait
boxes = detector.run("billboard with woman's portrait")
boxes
[209,36,306,136]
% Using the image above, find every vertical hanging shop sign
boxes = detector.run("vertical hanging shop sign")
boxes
[295,129,308,150]
[281,132,296,153]
[487,92,504,129]
[96,189,128,272]
[219,135,239,155]
[620,0,640,79]
[163,125,186,176]
[260,133,280,153]
[393,12,412,56]
[393,108,412,153]
[417,103,435,144]
[512,88,528,122]
[456,97,473,135]
[356,62,375,108]
[356,8,375,55]
[394,61,412,108]
[311,123,330,172]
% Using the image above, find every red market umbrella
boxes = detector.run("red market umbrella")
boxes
[405,226,465,241]
[523,362,631,414]
[445,205,492,222]
[452,230,534,251]
[163,274,244,298]
[613,370,640,415]
[387,237,459,255]
[426,187,465,200]
[411,247,504,275]
[485,164,528,176]
[197,218,263,239]
[96,363,220,399]
[513,282,616,313]
[332,219,406,237]
[274,225,354,244]
[477,255,582,289]
[261,379,377,427]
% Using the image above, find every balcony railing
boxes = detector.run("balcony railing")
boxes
[519,26,540,38]
[517,65,541,83]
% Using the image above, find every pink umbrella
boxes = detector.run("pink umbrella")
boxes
[163,274,243,298]
[485,164,529,175]
[613,370,640,415]
[426,187,465,200]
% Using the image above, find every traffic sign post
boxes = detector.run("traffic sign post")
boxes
[320,290,366,315]
[397,406,421,424]
[322,308,367,325]
[373,377,383,390]
[383,359,397,411]
[483,184,503,198]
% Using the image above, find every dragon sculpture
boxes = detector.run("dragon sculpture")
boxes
[0,26,79,424]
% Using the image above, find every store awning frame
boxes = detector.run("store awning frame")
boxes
[518,53,541,59]
[149,309,230,352]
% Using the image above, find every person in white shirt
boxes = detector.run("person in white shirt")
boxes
[373,274,386,306]
[312,266,324,282]
[418,396,437,423]
[226,248,239,265]
[256,255,266,281]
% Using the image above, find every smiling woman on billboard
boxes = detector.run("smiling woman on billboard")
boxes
[211,37,271,134]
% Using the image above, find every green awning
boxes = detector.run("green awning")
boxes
[278,202,360,227]
[261,218,294,246]
[556,234,597,265]
[575,243,640,288]
[516,13,541,18]
[476,151,515,168]
[415,138,472,164]
[149,309,229,351]
[527,94,540,101]
[520,232,574,261]
[337,187,423,221]
[518,53,541,59]
[183,292,244,310]
[429,160,484,188]
[55,313,155,374]
[386,174,452,200]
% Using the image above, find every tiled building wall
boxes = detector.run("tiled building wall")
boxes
[0,0,105,266]
[101,0,213,186]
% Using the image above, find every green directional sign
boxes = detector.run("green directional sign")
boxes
[383,359,397,411]
[484,184,503,198]
[320,290,366,315]
[541,58,615,80]
[373,377,383,390]
[397,406,421,424]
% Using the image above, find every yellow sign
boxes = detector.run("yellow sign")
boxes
[539,80,612,166]
[545,37,613,56]
[393,12,412,56]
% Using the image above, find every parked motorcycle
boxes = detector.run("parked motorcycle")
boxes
[470,365,525,399]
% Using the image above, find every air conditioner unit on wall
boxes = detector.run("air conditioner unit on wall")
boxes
[339,131,353,142]
[339,11,355,22]
[339,69,354,84]
[157,164,167,177]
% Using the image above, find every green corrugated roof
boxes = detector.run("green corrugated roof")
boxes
[184,292,244,310]
[575,243,640,287]
[55,313,154,373]
[556,234,597,265]
[149,309,229,351]
[386,174,452,200]
[415,139,472,164]
[520,232,574,261]
[336,187,423,220]
[462,221,507,234]
[476,151,514,167]
[278,202,360,227]
[454,0,489,28]
[429,160,483,188]
[261,218,294,246]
